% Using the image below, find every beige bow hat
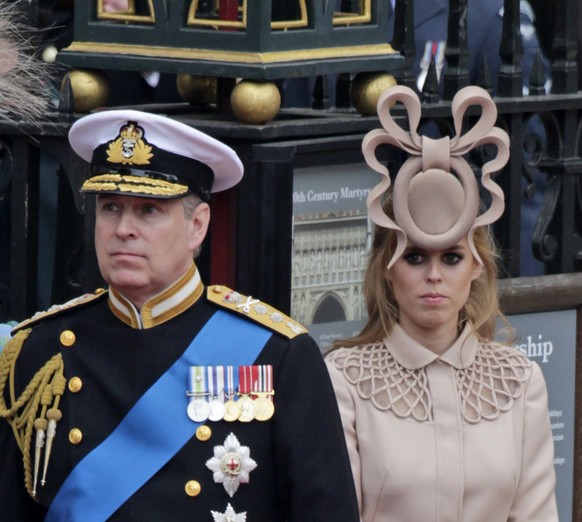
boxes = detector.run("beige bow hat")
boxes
[363,85,510,268]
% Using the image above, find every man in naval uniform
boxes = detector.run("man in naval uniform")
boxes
[0,110,359,521]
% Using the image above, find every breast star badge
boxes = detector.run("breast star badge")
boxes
[206,433,257,497]
[211,503,247,522]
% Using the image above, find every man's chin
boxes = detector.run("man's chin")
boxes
[106,274,149,294]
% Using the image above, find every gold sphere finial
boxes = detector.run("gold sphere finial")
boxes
[63,69,110,113]
[177,74,217,105]
[230,80,281,125]
[351,73,397,116]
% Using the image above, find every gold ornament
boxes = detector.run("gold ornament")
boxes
[63,69,110,113]
[351,73,397,116]
[230,81,281,125]
[177,74,217,105]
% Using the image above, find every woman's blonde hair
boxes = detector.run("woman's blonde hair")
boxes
[335,194,503,348]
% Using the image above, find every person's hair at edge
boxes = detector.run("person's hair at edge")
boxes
[333,191,510,350]
[181,193,202,219]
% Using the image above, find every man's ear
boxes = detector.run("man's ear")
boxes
[189,202,210,252]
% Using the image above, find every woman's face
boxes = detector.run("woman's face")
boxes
[387,238,482,338]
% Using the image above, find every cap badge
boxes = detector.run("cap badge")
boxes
[106,121,154,165]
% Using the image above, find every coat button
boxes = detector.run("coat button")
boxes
[60,330,76,347]
[68,377,83,393]
[69,428,83,445]
[196,425,212,441]
[185,480,201,497]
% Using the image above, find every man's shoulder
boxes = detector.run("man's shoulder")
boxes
[12,288,109,333]
[206,285,307,340]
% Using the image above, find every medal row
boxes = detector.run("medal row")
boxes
[186,365,275,423]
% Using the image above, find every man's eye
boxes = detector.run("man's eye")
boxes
[142,205,159,215]
[101,203,119,212]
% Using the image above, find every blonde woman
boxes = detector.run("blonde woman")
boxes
[326,85,558,522]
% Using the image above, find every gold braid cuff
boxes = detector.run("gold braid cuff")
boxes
[0,329,66,498]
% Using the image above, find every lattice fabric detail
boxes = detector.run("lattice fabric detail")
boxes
[457,342,531,424]
[328,344,433,422]
[328,341,531,424]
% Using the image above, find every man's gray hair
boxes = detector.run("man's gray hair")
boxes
[181,193,203,219]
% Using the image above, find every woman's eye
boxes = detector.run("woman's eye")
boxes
[404,252,424,265]
[443,253,462,265]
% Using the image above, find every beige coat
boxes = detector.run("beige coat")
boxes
[326,324,558,522]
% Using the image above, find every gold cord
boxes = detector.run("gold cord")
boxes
[0,329,66,497]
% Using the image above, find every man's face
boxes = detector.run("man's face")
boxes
[95,194,209,308]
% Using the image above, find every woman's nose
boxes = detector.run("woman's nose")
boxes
[426,261,442,283]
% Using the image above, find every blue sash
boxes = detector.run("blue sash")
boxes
[0,322,14,354]
[45,310,272,522]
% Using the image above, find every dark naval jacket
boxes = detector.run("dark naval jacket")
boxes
[0,264,359,521]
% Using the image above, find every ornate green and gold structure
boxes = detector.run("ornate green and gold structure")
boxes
[57,0,402,122]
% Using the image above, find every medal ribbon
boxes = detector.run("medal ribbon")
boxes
[207,365,225,401]
[259,365,274,400]
[46,310,272,522]
[188,366,207,399]
[238,365,257,397]
[225,365,236,399]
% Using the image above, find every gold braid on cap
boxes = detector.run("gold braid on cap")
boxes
[0,330,66,498]
[363,85,510,268]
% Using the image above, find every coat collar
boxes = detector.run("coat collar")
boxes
[108,263,204,329]
[385,322,479,370]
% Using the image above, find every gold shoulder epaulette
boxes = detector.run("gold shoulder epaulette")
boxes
[207,285,307,340]
[12,288,108,333]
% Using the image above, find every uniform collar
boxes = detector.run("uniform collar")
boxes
[385,322,478,370]
[108,263,204,329]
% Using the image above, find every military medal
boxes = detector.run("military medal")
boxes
[238,396,255,423]
[207,365,226,422]
[211,503,247,522]
[223,365,241,422]
[206,433,257,497]
[188,397,210,423]
[254,365,275,422]
[237,366,256,423]
[187,366,210,422]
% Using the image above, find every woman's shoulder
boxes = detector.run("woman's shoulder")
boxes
[326,342,432,420]
[325,342,385,370]
[457,339,536,422]
[476,338,533,375]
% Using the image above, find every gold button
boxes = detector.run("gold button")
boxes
[184,480,201,497]
[69,428,83,445]
[196,425,211,442]
[60,330,76,347]
[212,285,222,293]
[95,288,105,294]
[68,377,83,393]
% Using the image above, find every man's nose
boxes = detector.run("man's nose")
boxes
[115,211,138,239]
